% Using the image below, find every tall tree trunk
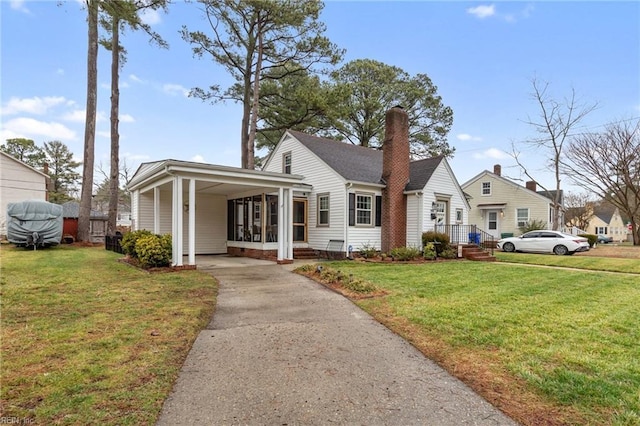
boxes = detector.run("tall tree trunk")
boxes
[107,16,120,236]
[78,0,99,242]
[247,22,263,171]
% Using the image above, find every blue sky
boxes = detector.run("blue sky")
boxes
[2,1,639,192]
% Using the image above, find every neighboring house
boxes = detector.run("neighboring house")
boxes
[586,204,628,242]
[61,201,109,243]
[462,165,564,238]
[127,107,470,266]
[0,151,49,238]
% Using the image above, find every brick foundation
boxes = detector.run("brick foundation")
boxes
[227,246,278,260]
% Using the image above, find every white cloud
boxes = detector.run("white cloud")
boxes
[57,68,65,76]
[139,8,162,25]
[10,0,30,13]
[467,4,533,22]
[1,117,77,141]
[457,133,483,142]
[467,4,495,19]
[1,96,67,115]
[119,114,135,123]
[163,83,190,97]
[62,109,106,123]
[191,155,205,163]
[129,74,146,84]
[472,148,509,160]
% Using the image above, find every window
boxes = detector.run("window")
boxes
[356,194,372,225]
[516,208,530,228]
[456,208,463,224]
[596,226,608,234]
[481,181,491,195]
[317,194,329,226]
[283,152,292,174]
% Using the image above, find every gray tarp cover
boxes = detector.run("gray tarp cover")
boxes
[7,200,63,245]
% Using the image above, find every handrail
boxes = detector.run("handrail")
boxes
[431,224,494,255]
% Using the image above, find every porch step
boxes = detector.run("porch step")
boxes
[460,244,497,262]
[293,248,319,260]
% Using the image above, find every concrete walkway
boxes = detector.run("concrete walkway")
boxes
[157,262,518,426]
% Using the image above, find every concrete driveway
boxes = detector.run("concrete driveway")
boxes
[157,263,517,425]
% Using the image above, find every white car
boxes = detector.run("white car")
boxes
[497,230,590,255]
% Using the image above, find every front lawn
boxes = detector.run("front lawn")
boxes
[0,245,217,425]
[323,261,640,426]
[495,251,640,274]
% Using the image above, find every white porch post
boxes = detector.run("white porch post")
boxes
[153,187,160,234]
[416,192,424,248]
[287,188,294,260]
[172,176,184,266]
[188,178,196,265]
[277,187,284,261]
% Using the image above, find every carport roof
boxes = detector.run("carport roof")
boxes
[127,159,306,194]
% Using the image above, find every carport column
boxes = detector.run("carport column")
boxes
[287,188,294,260]
[188,178,196,265]
[153,187,160,234]
[277,187,284,261]
[172,176,184,266]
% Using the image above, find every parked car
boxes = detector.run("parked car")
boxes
[597,234,613,244]
[497,230,590,255]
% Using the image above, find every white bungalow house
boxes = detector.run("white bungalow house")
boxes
[128,107,471,266]
[462,165,564,238]
[1,151,49,238]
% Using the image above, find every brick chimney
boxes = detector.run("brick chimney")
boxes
[493,164,501,176]
[381,106,409,253]
[526,181,537,192]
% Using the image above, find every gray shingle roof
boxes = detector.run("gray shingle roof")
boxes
[288,130,444,190]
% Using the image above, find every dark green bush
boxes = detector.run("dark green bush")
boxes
[580,233,598,247]
[390,246,422,261]
[421,231,450,255]
[121,229,153,258]
[439,247,458,259]
[135,234,172,268]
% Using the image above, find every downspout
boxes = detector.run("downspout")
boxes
[344,182,352,257]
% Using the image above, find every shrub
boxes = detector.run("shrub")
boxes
[580,233,598,247]
[423,242,436,260]
[135,234,172,268]
[120,230,153,258]
[390,246,422,261]
[343,277,378,293]
[519,219,547,234]
[358,242,378,259]
[421,231,450,255]
[439,247,458,259]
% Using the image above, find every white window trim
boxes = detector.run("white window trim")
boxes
[317,193,330,227]
[516,208,530,228]
[283,152,292,174]
[455,208,463,224]
[356,193,373,227]
[481,181,492,196]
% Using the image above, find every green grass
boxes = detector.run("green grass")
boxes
[0,245,217,425]
[495,252,640,274]
[324,260,640,425]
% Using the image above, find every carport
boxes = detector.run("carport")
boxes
[127,159,307,266]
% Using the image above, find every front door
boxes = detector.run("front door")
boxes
[485,210,500,238]
[293,199,307,242]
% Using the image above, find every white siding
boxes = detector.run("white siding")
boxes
[181,193,226,254]
[420,161,469,240]
[463,173,551,236]
[264,135,349,252]
[0,153,48,237]
[406,194,421,248]
[138,191,155,231]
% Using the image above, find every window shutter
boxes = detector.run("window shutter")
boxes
[348,193,355,226]
[375,196,382,226]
